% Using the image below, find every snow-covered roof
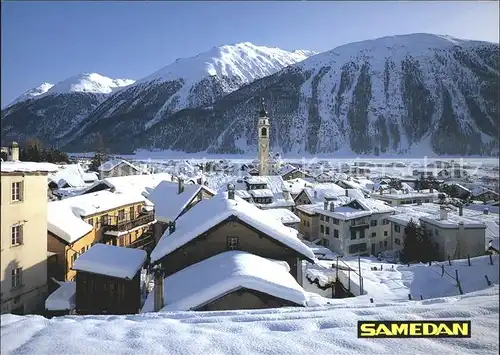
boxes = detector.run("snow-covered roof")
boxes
[142,251,309,312]
[302,183,346,203]
[314,198,394,220]
[98,159,140,172]
[72,244,147,279]
[371,190,440,200]
[389,203,498,229]
[48,164,88,188]
[471,186,499,197]
[150,193,315,263]
[249,188,274,198]
[147,181,216,223]
[283,178,313,195]
[276,164,298,177]
[99,173,173,198]
[48,190,146,243]
[263,208,301,225]
[1,161,58,173]
[45,282,76,311]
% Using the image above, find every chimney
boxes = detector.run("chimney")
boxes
[9,141,19,161]
[227,183,235,200]
[169,221,176,234]
[459,205,463,216]
[324,199,328,210]
[178,178,184,194]
[283,187,291,201]
[439,206,448,220]
[345,189,349,197]
[153,268,165,312]
[329,202,335,212]
[483,207,489,215]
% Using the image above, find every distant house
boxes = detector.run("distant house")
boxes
[99,159,142,179]
[72,244,147,315]
[149,190,315,284]
[471,187,499,202]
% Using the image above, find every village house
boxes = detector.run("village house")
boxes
[98,159,143,179]
[147,178,216,241]
[370,190,440,206]
[47,191,156,282]
[72,244,147,315]
[149,185,315,285]
[313,198,395,256]
[293,184,355,206]
[1,157,58,315]
[471,186,499,202]
[388,203,489,260]
[142,251,310,313]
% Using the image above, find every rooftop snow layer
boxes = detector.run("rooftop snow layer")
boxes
[48,190,146,243]
[263,208,301,224]
[1,161,58,173]
[142,251,310,312]
[147,181,215,222]
[150,193,315,263]
[72,244,147,279]
[93,173,174,198]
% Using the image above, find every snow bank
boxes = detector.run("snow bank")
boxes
[2,287,498,355]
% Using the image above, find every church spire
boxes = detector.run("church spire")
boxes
[259,97,268,117]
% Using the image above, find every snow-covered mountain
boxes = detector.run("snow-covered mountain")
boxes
[119,33,495,156]
[58,43,315,148]
[1,73,135,145]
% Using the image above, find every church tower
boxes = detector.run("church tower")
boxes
[257,97,270,176]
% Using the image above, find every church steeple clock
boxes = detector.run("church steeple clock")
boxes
[257,97,270,176]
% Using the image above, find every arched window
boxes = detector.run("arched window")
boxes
[261,127,267,137]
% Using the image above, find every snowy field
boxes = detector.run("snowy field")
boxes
[1,287,498,355]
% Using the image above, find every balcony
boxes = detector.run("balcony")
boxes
[103,212,155,232]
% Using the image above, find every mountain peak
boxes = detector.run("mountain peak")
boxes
[48,73,135,95]
[138,42,315,85]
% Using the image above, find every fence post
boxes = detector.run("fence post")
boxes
[467,255,471,266]
[448,255,451,266]
[490,254,493,265]
[441,264,444,276]
[455,269,463,295]
[485,275,492,286]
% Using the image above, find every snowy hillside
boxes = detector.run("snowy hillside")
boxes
[1,287,498,355]
[59,43,315,151]
[126,33,498,156]
[1,73,135,145]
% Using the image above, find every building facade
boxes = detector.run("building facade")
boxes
[1,161,57,315]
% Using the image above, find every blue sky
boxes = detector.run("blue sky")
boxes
[2,1,498,106]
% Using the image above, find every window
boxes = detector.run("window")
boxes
[118,209,125,221]
[11,267,22,289]
[395,238,401,245]
[88,218,94,227]
[80,247,85,255]
[227,236,239,250]
[11,182,22,202]
[129,206,135,220]
[137,205,141,216]
[320,225,324,233]
[100,214,109,226]
[384,231,388,237]
[261,127,267,137]
[322,238,329,247]
[334,229,339,238]
[71,253,78,265]
[384,241,388,247]
[11,225,22,246]
[351,231,356,240]
[320,215,324,221]
[371,232,376,238]
[325,216,330,222]
[333,218,339,225]
[325,227,330,235]
[382,219,389,225]
[306,221,310,227]
[394,225,400,233]
[119,236,125,247]
[370,220,377,227]
[435,229,439,236]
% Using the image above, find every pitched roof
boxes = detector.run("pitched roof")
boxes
[142,251,310,312]
[150,193,315,263]
[98,159,140,172]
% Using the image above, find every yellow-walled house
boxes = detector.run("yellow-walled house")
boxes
[47,190,156,282]
[1,159,58,315]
